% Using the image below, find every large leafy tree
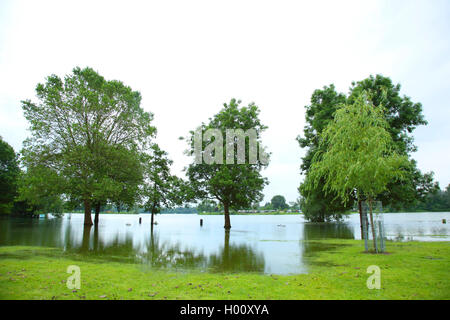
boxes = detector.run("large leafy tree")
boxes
[297,84,351,221]
[21,67,156,225]
[304,91,409,250]
[185,99,269,229]
[0,137,20,214]
[298,75,433,221]
[270,195,288,210]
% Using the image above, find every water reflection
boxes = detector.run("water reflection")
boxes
[1,212,449,275]
[300,223,355,267]
[61,223,266,273]
[207,231,265,273]
[138,229,208,270]
[303,223,354,240]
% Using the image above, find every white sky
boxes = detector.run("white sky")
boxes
[1,0,449,204]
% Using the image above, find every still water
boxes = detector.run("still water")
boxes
[0,212,449,275]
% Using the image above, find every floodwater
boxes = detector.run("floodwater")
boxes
[0,212,448,275]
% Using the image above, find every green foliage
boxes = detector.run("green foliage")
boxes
[185,99,269,227]
[16,166,65,216]
[197,199,220,213]
[390,183,450,212]
[348,75,427,154]
[305,92,410,203]
[270,195,288,210]
[299,179,351,222]
[0,137,20,214]
[298,84,347,172]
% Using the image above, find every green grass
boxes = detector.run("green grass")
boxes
[0,240,449,300]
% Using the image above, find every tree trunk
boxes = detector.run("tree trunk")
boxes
[151,211,155,233]
[94,202,101,226]
[358,200,363,239]
[84,199,93,226]
[224,203,231,229]
[369,199,377,253]
[81,224,92,252]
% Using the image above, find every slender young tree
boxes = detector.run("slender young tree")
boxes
[142,144,187,231]
[304,91,409,251]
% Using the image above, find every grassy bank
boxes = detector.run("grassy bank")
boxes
[0,240,449,300]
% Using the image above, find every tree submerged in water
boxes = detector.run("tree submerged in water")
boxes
[184,99,269,229]
[21,67,156,225]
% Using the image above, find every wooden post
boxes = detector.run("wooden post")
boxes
[200,219,203,226]
[139,217,142,224]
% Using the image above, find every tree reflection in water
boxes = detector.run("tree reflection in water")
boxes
[300,223,355,260]
[207,230,265,273]
[72,225,265,273]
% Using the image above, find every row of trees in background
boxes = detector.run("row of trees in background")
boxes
[1,67,273,230]
[1,70,447,228]
[195,194,301,213]
[385,183,450,212]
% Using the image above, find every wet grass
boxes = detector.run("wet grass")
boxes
[0,239,449,300]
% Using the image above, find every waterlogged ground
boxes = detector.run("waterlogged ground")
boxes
[0,212,449,275]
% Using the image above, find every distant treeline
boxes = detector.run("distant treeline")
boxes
[161,207,197,214]
[385,184,450,212]
[66,204,198,214]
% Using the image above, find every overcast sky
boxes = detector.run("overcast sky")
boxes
[1,0,449,204]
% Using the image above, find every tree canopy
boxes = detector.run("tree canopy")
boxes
[270,195,288,210]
